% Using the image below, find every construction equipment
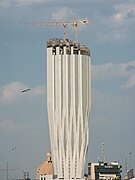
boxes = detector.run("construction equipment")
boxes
[23,18,89,42]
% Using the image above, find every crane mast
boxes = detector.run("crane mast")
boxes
[23,19,89,42]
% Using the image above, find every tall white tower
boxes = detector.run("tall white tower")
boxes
[47,38,91,180]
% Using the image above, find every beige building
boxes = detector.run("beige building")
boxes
[36,152,53,180]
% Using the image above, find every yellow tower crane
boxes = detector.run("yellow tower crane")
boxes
[23,18,89,42]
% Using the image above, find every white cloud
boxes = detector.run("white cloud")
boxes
[0,119,20,132]
[122,73,135,89]
[95,1,135,42]
[30,85,45,96]
[92,60,135,89]
[51,7,74,21]
[113,1,135,24]
[113,13,126,23]
[0,81,27,104]
[0,81,45,105]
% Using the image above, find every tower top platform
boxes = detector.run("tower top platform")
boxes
[47,38,90,56]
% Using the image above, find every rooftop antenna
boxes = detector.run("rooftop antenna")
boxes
[125,158,128,174]
[102,141,105,163]
[0,162,19,180]
[129,152,132,170]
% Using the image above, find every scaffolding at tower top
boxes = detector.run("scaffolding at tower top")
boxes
[47,38,90,56]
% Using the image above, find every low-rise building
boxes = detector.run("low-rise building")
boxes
[36,152,53,180]
[88,161,122,180]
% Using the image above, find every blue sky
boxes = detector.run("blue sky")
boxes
[0,0,135,179]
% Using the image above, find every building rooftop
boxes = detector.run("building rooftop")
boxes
[47,38,90,56]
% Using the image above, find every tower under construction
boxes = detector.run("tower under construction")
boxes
[47,38,91,179]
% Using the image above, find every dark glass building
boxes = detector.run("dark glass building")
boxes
[88,162,122,180]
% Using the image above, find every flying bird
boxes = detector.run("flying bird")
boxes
[11,147,16,151]
[21,88,30,93]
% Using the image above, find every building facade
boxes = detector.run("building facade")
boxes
[47,38,91,179]
[36,152,53,180]
[88,162,122,180]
